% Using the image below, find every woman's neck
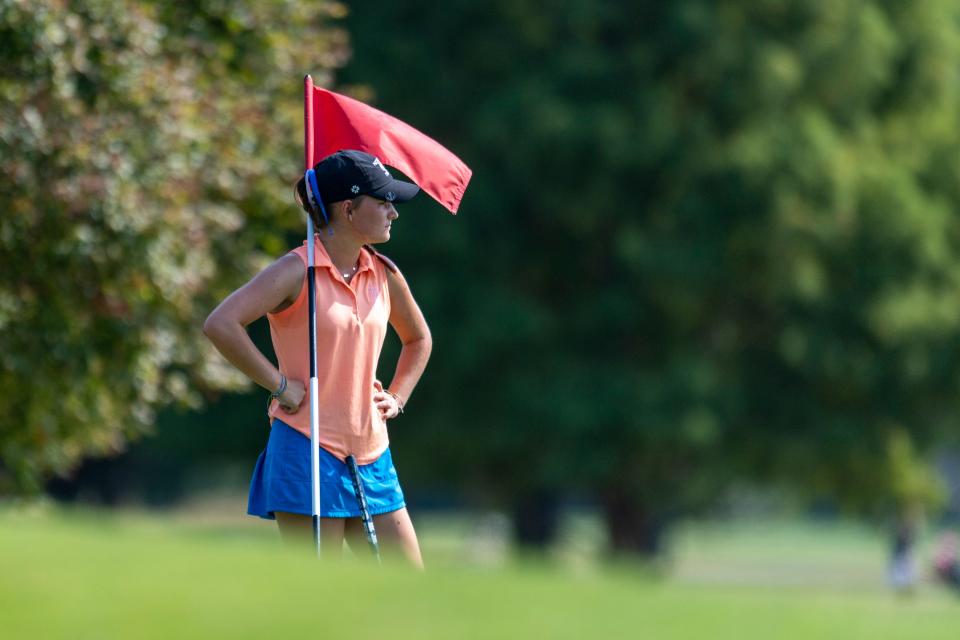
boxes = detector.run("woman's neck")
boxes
[318,229,362,274]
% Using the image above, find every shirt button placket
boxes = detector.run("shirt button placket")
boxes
[341,278,360,326]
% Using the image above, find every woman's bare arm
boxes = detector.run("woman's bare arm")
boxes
[203,254,305,403]
[381,267,433,412]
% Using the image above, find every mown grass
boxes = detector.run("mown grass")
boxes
[0,506,956,639]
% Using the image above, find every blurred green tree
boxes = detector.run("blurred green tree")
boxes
[342,0,959,553]
[0,0,347,492]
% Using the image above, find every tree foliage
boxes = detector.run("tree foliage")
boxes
[342,0,960,548]
[7,0,960,556]
[0,0,347,492]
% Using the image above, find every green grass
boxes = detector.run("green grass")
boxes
[0,506,956,639]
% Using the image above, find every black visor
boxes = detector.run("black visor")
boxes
[367,177,420,203]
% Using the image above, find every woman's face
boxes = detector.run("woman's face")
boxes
[348,196,399,244]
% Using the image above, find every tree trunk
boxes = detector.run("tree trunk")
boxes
[512,489,560,549]
[601,487,664,557]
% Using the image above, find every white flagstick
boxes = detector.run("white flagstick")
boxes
[306,214,321,557]
[304,74,321,557]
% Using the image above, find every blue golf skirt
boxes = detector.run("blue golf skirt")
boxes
[247,418,405,519]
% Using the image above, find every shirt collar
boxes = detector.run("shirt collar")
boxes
[309,235,374,276]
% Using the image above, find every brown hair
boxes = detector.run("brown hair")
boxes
[294,176,368,229]
[294,176,328,229]
[293,176,364,229]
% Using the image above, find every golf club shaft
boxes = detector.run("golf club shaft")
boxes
[346,455,381,563]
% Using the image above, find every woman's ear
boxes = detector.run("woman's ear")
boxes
[331,199,351,221]
[344,196,362,221]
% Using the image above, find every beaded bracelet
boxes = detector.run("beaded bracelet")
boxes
[270,374,287,401]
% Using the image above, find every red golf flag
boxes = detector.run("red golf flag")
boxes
[304,78,471,214]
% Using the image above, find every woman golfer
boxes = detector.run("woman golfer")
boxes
[204,150,429,568]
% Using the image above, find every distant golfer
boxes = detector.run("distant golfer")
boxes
[204,150,428,568]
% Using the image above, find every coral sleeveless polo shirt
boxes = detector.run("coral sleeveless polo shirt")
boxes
[265,236,391,464]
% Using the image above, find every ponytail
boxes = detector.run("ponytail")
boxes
[293,174,331,229]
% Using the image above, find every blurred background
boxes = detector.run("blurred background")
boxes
[4,0,960,627]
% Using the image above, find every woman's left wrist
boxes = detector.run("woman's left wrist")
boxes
[387,390,405,414]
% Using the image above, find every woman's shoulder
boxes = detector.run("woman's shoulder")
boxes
[262,252,306,294]
[363,244,400,275]
[261,253,307,317]
[286,241,310,263]
[275,251,307,270]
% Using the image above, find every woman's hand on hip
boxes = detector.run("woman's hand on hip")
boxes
[372,380,400,420]
[279,379,306,413]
